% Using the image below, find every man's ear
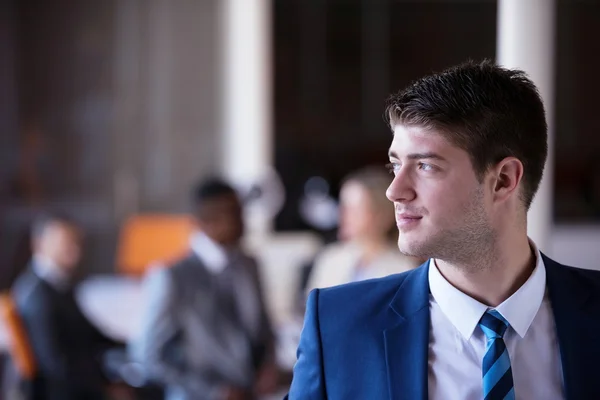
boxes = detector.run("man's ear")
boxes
[491,157,524,204]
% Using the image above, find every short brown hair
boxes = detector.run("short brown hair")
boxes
[386,60,547,209]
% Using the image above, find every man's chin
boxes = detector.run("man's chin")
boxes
[397,239,428,259]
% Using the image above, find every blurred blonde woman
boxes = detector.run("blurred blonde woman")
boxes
[306,166,423,291]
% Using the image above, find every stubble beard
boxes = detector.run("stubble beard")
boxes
[397,186,496,271]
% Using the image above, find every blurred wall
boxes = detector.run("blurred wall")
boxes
[2,0,600,286]
[0,0,222,281]
[112,0,221,215]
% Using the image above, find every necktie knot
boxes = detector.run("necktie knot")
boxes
[479,309,509,339]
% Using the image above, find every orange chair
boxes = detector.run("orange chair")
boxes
[116,214,194,276]
[0,293,36,380]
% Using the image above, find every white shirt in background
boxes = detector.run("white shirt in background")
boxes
[32,254,71,291]
[189,231,228,275]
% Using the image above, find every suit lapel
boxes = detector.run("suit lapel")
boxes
[384,263,430,400]
[545,254,600,400]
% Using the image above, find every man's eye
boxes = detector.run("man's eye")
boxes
[419,163,434,171]
[385,163,400,175]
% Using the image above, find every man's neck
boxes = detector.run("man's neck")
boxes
[434,235,535,307]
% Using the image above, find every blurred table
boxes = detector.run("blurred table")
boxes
[1,273,301,371]
[76,275,146,342]
[0,274,298,397]
[0,275,144,352]
[77,274,303,372]
[76,274,297,396]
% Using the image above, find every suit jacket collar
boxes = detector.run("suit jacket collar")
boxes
[388,261,430,320]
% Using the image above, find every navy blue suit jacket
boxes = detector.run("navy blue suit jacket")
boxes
[286,254,600,399]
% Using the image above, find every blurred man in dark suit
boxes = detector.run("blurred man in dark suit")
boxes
[12,213,119,400]
[130,178,278,400]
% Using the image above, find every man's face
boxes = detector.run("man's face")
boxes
[36,222,83,272]
[196,193,244,247]
[386,124,494,262]
[338,182,373,241]
[338,182,391,242]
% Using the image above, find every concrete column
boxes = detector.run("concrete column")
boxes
[497,0,556,252]
[219,0,273,237]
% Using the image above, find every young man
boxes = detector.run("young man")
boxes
[287,61,600,399]
[12,213,119,400]
[130,178,277,400]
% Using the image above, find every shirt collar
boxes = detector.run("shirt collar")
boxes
[189,231,228,274]
[428,240,546,340]
[495,241,546,338]
[32,254,71,291]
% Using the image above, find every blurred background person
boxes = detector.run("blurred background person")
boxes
[306,167,423,292]
[11,213,122,400]
[129,178,278,400]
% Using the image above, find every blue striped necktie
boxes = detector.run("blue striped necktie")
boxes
[479,309,515,400]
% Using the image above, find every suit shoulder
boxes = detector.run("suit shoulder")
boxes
[159,253,206,296]
[168,252,198,269]
[559,264,600,286]
[167,253,203,281]
[543,255,600,297]
[543,253,600,279]
[12,271,54,315]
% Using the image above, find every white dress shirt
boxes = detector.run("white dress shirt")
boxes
[32,254,71,291]
[189,231,228,274]
[428,245,564,400]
